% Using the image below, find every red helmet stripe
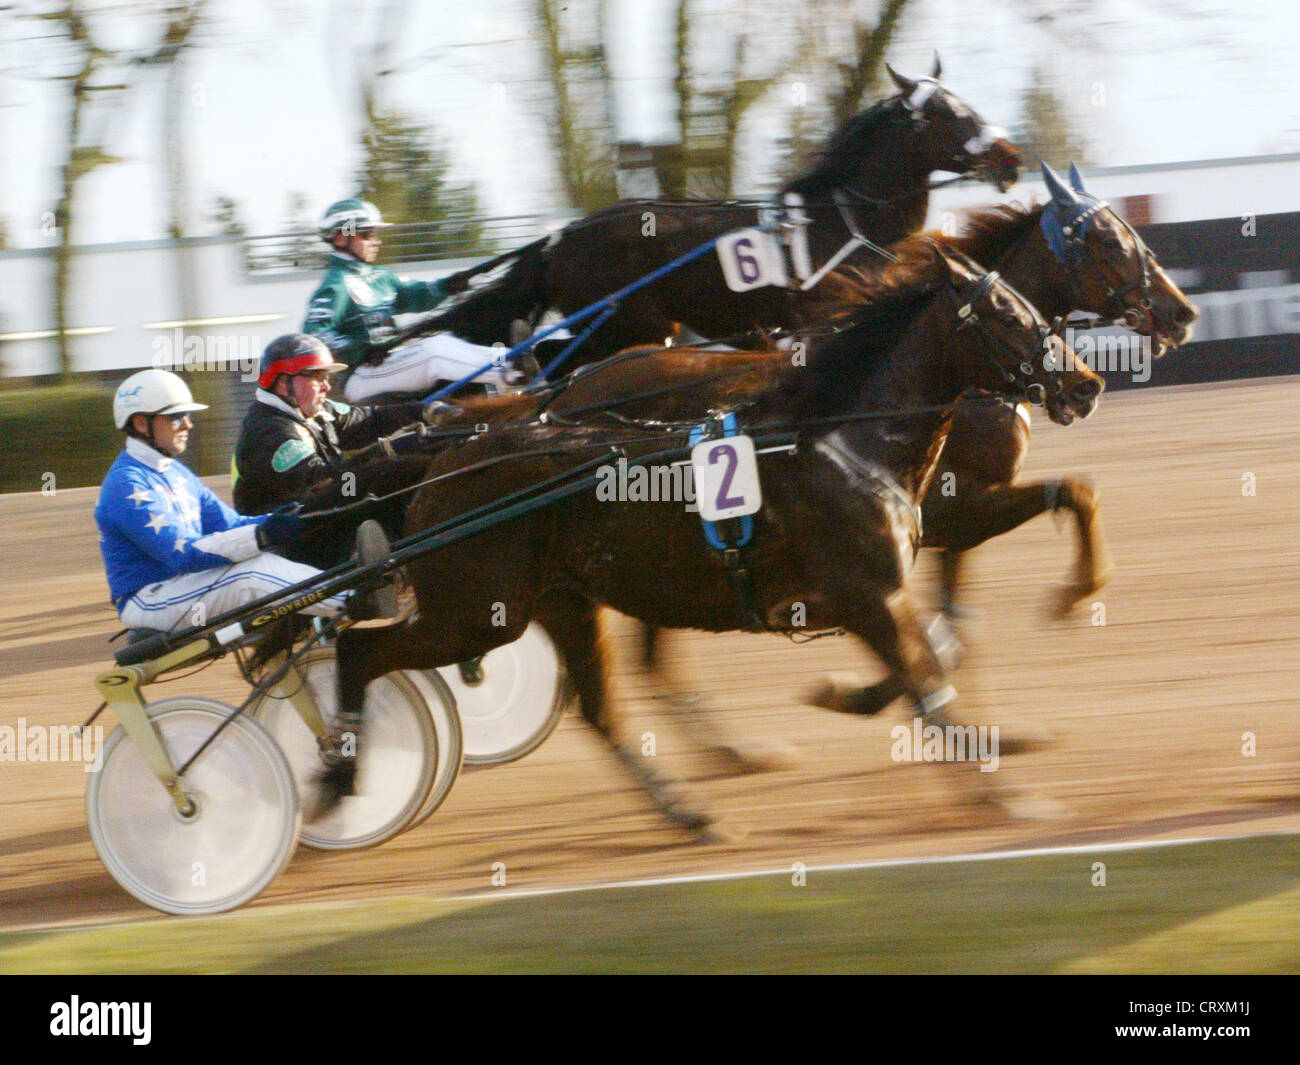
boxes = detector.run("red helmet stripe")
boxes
[257,351,344,388]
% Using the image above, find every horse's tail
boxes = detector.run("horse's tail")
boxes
[424,236,552,345]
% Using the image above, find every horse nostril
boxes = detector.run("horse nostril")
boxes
[1174,302,1198,325]
[1071,379,1103,403]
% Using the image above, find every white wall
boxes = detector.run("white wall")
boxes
[929,153,1300,227]
[0,240,482,379]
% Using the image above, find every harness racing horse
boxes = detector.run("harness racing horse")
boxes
[424,57,1020,362]
[435,168,1195,751]
[318,246,1103,833]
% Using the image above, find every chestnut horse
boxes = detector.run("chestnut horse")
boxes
[317,246,1102,832]
[423,58,1020,360]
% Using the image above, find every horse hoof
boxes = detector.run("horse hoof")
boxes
[1048,583,1092,619]
[665,800,713,833]
[723,740,803,773]
[306,759,356,822]
[994,723,1054,755]
[805,673,867,714]
[699,816,750,845]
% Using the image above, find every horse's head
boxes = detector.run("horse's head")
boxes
[1040,162,1198,355]
[885,56,1021,192]
[937,248,1102,426]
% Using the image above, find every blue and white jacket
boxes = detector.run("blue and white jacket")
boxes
[95,438,267,609]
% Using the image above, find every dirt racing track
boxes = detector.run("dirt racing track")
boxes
[1,376,1298,944]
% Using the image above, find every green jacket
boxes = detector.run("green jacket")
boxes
[303,251,453,369]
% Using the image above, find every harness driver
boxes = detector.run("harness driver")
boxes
[304,198,523,402]
[97,368,398,633]
[232,333,457,522]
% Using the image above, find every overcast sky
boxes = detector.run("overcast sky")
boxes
[1,0,1297,248]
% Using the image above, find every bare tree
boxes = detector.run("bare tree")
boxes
[25,2,128,381]
[22,1,205,381]
[533,0,618,211]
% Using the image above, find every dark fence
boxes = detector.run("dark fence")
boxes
[1097,210,1300,390]
[238,214,572,276]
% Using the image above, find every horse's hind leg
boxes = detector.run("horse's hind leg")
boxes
[536,592,713,834]
[637,623,801,775]
[314,613,505,812]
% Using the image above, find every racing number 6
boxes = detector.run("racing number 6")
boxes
[731,238,761,286]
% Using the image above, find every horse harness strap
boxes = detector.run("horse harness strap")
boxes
[796,191,901,292]
[689,413,766,633]
[814,430,922,547]
[758,193,815,284]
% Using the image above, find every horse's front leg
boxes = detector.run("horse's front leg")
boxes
[808,587,954,722]
[923,478,1112,619]
[807,586,1003,804]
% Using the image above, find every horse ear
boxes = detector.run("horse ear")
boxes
[886,63,917,97]
[1040,162,1077,205]
[930,52,942,80]
[1067,161,1087,193]
[931,245,957,283]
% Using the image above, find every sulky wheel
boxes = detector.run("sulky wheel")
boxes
[400,668,463,830]
[86,697,300,916]
[250,648,438,850]
[435,622,570,767]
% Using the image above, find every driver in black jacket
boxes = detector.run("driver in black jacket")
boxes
[232,333,456,518]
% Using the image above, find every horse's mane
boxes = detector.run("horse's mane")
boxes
[781,97,900,196]
[942,202,1044,266]
[762,237,951,421]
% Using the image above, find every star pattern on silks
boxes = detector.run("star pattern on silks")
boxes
[126,486,154,507]
[144,511,168,534]
[173,536,188,553]
[162,483,201,526]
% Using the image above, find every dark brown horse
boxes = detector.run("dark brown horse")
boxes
[439,174,1194,702]
[319,246,1103,832]
[425,59,1020,360]
[412,172,1196,758]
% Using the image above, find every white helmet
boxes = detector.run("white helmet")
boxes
[113,369,208,430]
[318,197,389,242]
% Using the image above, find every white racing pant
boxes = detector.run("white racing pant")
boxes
[344,333,516,402]
[119,553,348,633]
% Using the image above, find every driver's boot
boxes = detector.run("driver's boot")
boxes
[345,519,402,622]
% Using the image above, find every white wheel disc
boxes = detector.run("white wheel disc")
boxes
[401,669,464,829]
[436,622,568,766]
[251,649,437,850]
[86,699,299,916]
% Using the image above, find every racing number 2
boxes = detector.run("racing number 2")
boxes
[710,444,745,510]
[691,435,762,522]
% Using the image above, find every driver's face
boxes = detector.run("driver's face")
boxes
[149,412,192,455]
[289,370,332,417]
[346,227,381,263]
